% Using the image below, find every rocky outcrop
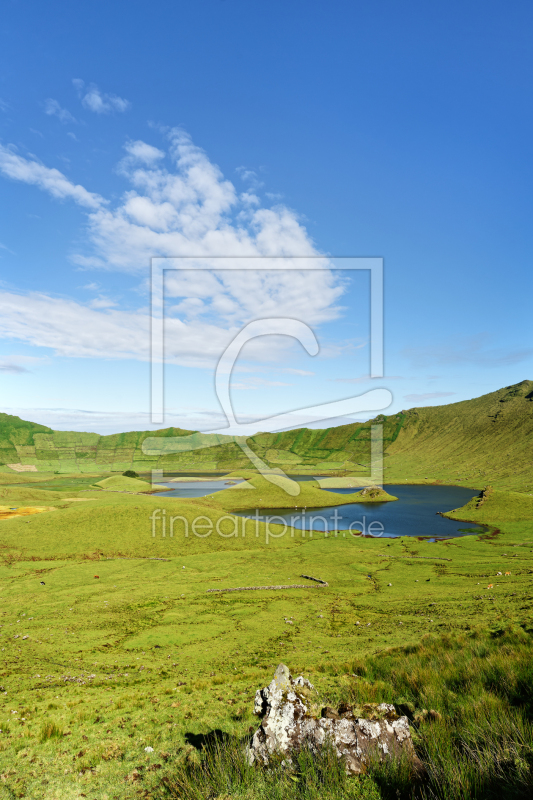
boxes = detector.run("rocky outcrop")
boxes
[248,664,417,775]
[476,485,494,508]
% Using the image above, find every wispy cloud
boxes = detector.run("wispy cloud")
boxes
[403,335,533,368]
[231,377,293,390]
[1,129,342,327]
[403,392,456,402]
[0,363,29,374]
[0,144,104,209]
[73,79,130,114]
[236,166,264,191]
[88,295,118,309]
[332,374,403,384]
[43,98,77,124]
[283,368,314,376]
[0,355,48,374]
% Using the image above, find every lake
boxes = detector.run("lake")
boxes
[234,484,488,540]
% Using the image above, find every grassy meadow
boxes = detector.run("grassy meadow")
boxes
[0,470,532,798]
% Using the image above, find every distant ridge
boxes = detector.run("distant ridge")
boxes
[1,381,532,491]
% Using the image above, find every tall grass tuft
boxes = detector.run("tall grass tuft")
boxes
[157,626,533,799]
[39,721,63,742]
[157,736,381,800]
[341,625,533,799]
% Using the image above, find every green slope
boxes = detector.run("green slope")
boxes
[0,411,53,469]
[93,475,161,492]
[0,380,532,490]
[382,379,533,490]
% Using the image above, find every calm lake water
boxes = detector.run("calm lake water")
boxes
[235,484,488,540]
[150,478,487,539]
[155,479,244,498]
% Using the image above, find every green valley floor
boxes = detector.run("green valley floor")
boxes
[0,473,532,799]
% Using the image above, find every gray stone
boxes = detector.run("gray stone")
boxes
[248,664,418,775]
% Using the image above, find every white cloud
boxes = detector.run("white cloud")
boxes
[0,145,104,209]
[240,192,260,205]
[283,368,314,376]
[0,291,148,361]
[89,295,118,309]
[0,128,350,368]
[122,140,165,164]
[73,79,130,114]
[236,166,264,190]
[403,392,456,402]
[43,98,76,124]
[333,374,402,383]
[0,291,301,369]
[231,377,293,390]
[403,335,533,368]
[78,130,344,328]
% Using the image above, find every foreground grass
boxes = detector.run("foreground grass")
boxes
[156,627,533,800]
[0,474,532,798]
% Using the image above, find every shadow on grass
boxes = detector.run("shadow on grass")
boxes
[184,727,242,752]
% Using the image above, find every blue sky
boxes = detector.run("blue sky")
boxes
[0,0,532,434]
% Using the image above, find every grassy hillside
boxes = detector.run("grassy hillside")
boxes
[382,380,533,491]
[1,380,531,490]
[442,486,533,525]
[0,412,53,469]
[93,475,165,493]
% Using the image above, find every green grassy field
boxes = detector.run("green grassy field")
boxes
[0,469,532,799]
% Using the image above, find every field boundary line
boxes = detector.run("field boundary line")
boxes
[377,553,452,561]
[207,575,329,593]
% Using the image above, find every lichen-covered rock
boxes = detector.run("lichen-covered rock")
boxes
[248,664,417,775]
